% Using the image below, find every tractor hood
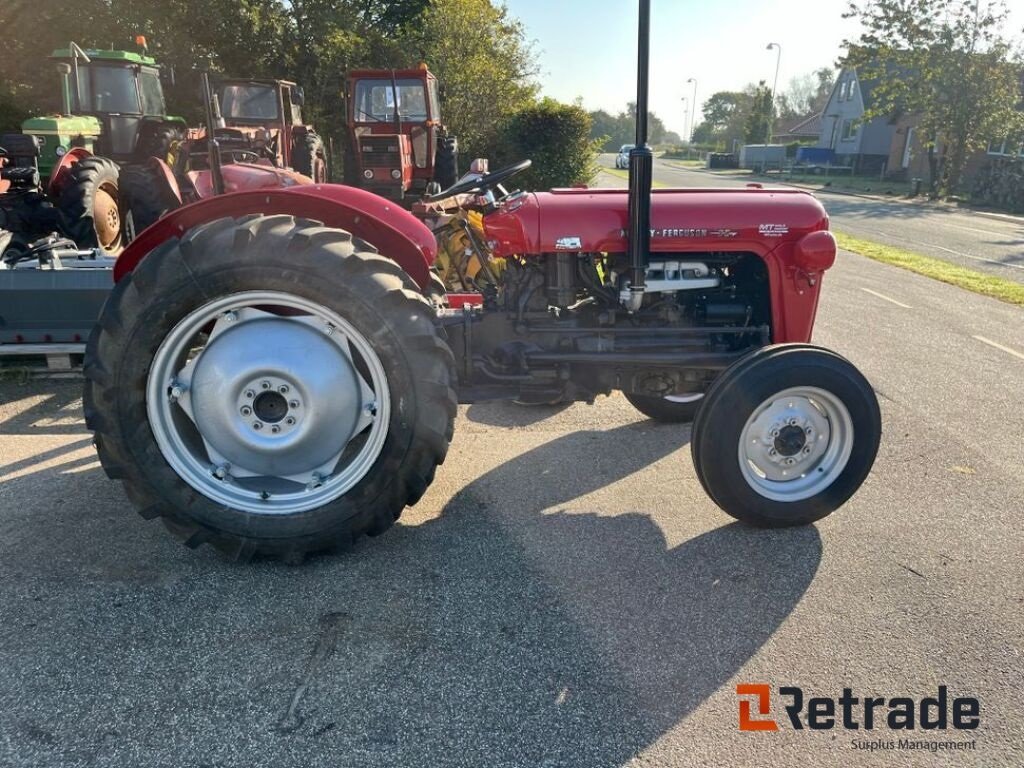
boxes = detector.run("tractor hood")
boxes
[483,187,831,257]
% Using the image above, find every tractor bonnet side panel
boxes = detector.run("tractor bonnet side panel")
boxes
[484,187,835,343]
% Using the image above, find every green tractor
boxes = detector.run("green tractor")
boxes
[26,40,186,178]
[3,39,186,256]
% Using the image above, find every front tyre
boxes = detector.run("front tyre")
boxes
[84,215,457,560]
[691,345,880,527]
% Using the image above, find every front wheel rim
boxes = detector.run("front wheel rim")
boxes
[146,291,391,515]
[737,386,854,502]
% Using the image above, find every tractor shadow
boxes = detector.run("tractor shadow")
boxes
[464,398,573,427]
[0,387,822,767]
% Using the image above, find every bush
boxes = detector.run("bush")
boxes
[497,97,599,190]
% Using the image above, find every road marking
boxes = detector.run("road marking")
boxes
[871,230,1024,271]
[973,335,1024,362]
[859,287,913,309]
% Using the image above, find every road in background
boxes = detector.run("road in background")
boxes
[598,154,1024,285]
[0,237,1022,763]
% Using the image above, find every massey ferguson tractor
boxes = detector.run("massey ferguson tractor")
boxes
[84,1,881,562]
[345,65,459,201]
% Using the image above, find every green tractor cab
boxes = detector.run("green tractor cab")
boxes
[20,43,186,179]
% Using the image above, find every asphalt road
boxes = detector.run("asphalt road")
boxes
[599,154,1024,285]
[1,255,1023,763]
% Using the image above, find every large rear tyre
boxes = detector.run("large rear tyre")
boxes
[624,391,703,423]
[120,164,181,236]
[691,344,880,527]
[57,156,123,256]
[292,132,327,183]
[84,214,457,561]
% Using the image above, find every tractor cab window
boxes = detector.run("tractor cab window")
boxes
[138,69,166,115]
[428,79,440,120]
[353,79,429,123]
[220,84,280,121]
[86,65,140,114]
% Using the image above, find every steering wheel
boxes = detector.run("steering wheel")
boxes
[429,159,532,201]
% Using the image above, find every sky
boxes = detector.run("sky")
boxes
[500,0,1024,137]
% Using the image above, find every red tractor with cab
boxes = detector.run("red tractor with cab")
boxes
[209,77,326,182]
[345,65,459,201]
[85,3,881,562]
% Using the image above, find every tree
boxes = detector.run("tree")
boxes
[690,90,750,150]
[843,0,1024,196]
[399,0,538,160]
[500,98,598,189]
[779,68,837,119]
[587,104,672,150]
[744,81,775,144]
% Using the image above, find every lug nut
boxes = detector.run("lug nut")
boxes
[285,417,296,426]
[289,400,300,409]
[279,384,290,394]
[271,425,281,434]
[240,406,252,416]
[253,422,263,431]
[245,390,255,399]
[261,381,271,390]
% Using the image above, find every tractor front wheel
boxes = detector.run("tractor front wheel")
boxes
[84,215,457,561]
[58,156,123,256]
[691,344,881,527]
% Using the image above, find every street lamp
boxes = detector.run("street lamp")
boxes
[686,78,698,143]
[765,43,782,153]
[680,96,688,146]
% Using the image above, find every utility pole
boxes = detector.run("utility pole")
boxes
[686,78,697,143]
[765,43,781,155]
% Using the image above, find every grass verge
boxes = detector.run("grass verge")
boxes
[835,231,1024,308]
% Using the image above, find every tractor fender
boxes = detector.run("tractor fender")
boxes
[113,184,438,288]
[47,147,92,198]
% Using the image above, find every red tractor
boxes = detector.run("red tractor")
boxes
[84,3,881,561]
[345,65,459,201]
[207,77,326,182]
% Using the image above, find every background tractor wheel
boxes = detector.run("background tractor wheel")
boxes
[57,156,123,256]
[120,164,181,237]
[136,124,185,164]
[292,133,327,183]
[434,136,459,190]
[84,214,457,561]
[691,344,881,527]
[624,392,704,423]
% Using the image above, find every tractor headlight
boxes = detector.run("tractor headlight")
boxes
[55,146,67,158]
[391,169,401,180]
[363,169,374,180]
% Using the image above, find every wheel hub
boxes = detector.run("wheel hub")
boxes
[738,387,855,502]
[147,295,389,515]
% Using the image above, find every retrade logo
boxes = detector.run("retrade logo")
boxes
[736,685,980,732]
[737,684,779,731]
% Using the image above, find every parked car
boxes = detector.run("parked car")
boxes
[615,144,635,169]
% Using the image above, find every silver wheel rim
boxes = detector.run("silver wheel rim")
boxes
[665,393,703,404]
[146,291,391,515]
[738,386,854,502]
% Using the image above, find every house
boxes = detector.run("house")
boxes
[816,68,898,173]
[772,113,822,144]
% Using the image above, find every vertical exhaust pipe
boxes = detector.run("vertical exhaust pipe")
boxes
[625,0,653,312]
[202,73,226,196]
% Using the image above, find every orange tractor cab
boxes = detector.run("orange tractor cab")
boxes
[345,66,458,201]
[206,78,327,183]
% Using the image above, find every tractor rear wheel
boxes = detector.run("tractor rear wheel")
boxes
[434,136,459,190]
[57,156,123,256]
[691,344,880,527]
[84,214,457,561]
[624,391,704,423]
[292,133,327,183]
[120,164,181,236]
